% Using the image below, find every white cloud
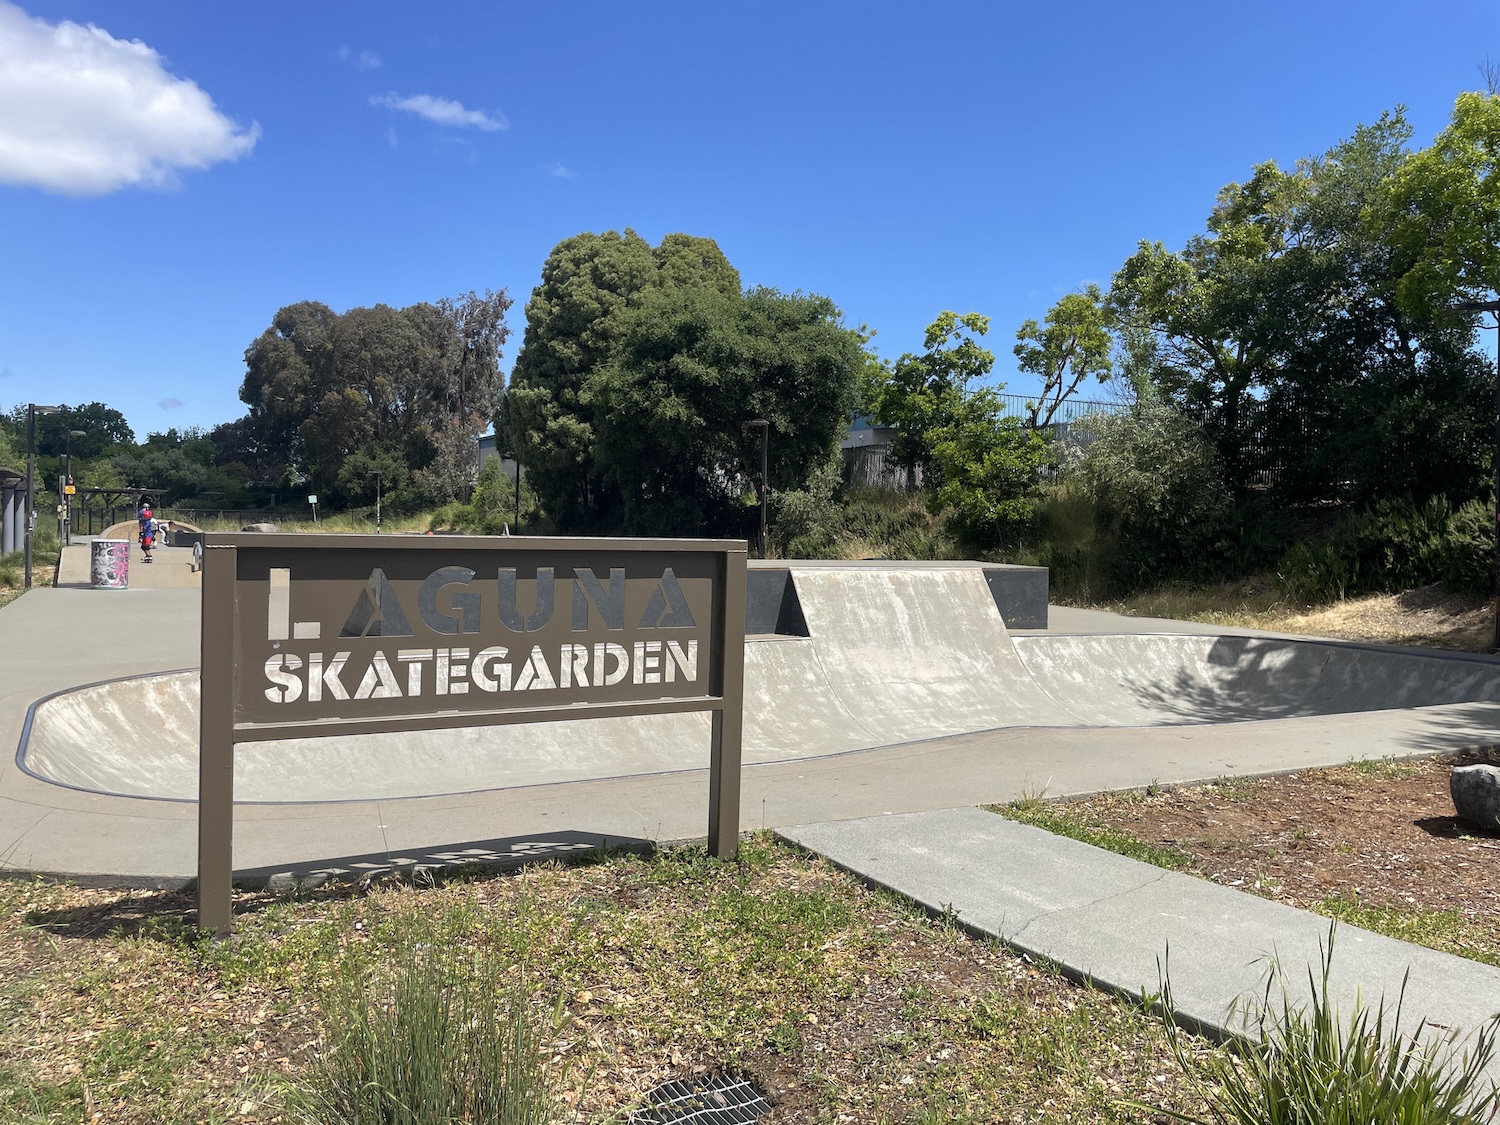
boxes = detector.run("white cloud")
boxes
[543,162,574,179]
[337,44,381,70]
[370,92,506,132]
[159,397,183,410]
[0,1,259,195]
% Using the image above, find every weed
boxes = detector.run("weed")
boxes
[991,802,1197,871]
[288,919,561,1125]
[1130,925,1500,1124]
[1342,756,1422,780]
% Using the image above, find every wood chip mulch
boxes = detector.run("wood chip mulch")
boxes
[1059,751,1500,925]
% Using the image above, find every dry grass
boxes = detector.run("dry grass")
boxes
[0,551,54,609]
[1084,578,1493,652]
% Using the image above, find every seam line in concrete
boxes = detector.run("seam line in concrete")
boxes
[1004,864,1174,946]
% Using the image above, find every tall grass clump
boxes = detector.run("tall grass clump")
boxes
[291,928,561,1125]
[1138,926,1500,1124]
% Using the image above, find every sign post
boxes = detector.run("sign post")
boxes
[197,533,747,936]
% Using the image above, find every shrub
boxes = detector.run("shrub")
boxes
[771,482,952,560]
[1137,926,1500,1124]
[1278,495,1493,603]
[1055,402,1234,591]
[429,458,544,535]
[291,928,561,1125]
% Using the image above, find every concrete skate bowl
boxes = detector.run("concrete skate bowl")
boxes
[17,565,1500,804]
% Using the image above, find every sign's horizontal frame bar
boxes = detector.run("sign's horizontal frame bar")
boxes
[205,534,743,552]
[231,694,725,742]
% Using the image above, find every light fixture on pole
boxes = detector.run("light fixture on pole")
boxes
[746,419,769,558]
[1456,297,1500,650]
[24,404,61,589]
[63,430,85,547]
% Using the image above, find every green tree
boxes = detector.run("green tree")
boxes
[0,427,20,471]
[873,311,996,484]
[586,285,864,534]
[926,390,1047,549]
[1066,398,1233,587]
[235,290,509,507]
[25,402,134,459]
[871,312,1048,548]
[1013,285,1115,427]
[1388,91,1500,317]
[502,229,739,529]
[1112,107,1494,505]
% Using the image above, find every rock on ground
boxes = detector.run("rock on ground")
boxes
[1450,764,1500,831]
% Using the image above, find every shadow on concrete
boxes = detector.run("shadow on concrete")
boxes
[1393,712,1500,762]
[23,830,656,940]
[1124,636,1500,725]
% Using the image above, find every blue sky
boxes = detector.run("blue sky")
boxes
[0,0,1495,438]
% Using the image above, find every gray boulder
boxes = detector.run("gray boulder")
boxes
[1450,764,1500,832]
[240,523,279,533]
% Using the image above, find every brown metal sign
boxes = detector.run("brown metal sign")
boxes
[198,533,747,935]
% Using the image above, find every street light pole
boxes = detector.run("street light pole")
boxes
[372,471,382,534]
[747,419,769,558]
[1456,298,1500,650]
[24,404,60,589]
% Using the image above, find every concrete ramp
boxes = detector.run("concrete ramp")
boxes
[20,564,1500,804]
[783,566,1075,740]
[21,672,716,803]
[1012,633,1500,725]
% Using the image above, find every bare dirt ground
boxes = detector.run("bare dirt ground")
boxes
[1042,754,1500,964]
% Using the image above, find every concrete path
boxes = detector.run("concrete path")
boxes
[779,807,1500,1072]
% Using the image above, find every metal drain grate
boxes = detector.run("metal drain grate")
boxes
[629,1073,773,1124]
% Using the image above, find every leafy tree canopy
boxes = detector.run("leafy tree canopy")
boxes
[872,311,995,478]
[1107,104,1493,504]
[1389,91,1500,318]
[586,285,865,535]
[869,312,1048,547]
[1013,285,1115,427]
[502,230,740,528]
[233,290,509,507]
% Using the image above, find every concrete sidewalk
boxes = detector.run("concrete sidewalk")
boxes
[780,807,1500,1075]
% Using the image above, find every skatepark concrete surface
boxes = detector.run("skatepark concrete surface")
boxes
[5,555,1500,1054]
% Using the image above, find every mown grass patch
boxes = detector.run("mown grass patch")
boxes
[0,836,1213,1123]
[995,795,1200,872]
[1315,893,1500,969]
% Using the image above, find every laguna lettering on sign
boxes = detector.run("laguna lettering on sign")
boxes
[259,566,703,707]
[197,534,747,937]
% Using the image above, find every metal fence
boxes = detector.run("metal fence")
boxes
[841,394,1130,489]
[993,393,1130,426]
